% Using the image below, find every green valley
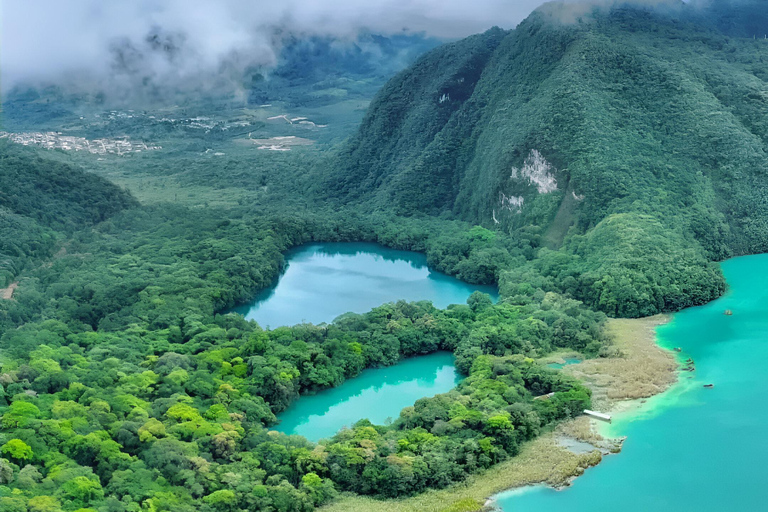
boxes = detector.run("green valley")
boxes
[1,1,768,511]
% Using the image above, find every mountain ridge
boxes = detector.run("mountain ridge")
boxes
[314,0,768,316]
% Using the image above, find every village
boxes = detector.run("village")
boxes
[0,130,161,156]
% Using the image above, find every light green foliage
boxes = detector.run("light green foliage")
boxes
[1,440,32,462]
[203,489,237,509]
[1,401,41,428]
[27,495,62,512]
[58,476,104,506]
[51,400,87,419]
[1,2,765,510]
[165,404,202,422]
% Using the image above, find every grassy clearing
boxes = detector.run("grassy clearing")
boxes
[322,316,677,512]
[565,316,677,409]
[95,172,256,208]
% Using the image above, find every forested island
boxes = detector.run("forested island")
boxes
[2,1,768,511]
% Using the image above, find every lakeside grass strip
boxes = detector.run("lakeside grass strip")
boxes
[320,437,600,512]
[567,316,676,409]
[321,315,677,512]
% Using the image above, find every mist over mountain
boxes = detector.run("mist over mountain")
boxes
[0,0,549,105]
[693,0,768,36]
[5,0,762,106]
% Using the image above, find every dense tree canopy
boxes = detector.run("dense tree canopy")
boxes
[4,1,768,510]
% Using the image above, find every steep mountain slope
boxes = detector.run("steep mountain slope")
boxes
[322,27,507,203]
[319,1,768,316]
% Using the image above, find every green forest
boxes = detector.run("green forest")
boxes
[323,2,768,316]
[0,139,603,511]
[1,1,768,511]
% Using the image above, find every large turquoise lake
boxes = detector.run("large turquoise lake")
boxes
[231,242,498,327]
[497,254,768,511]
[275,351,461,442]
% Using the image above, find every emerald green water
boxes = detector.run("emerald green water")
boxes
[231,242,498,328]
[276,352,461,442]
[546,358,582,369]
[498,254,768,511]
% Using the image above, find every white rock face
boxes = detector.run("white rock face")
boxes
[439,93,450,104]
[500,192,525,212]
[495,149,559,220]
[510,149,558,194]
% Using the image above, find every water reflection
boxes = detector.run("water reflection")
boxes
[230,242,498,327]
[276,352,461,442]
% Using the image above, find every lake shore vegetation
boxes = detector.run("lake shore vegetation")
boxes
[1,1,765,510]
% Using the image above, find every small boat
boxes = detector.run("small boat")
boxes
[703,384,714,388]
[673,347,682,352]
[724,309,733,316]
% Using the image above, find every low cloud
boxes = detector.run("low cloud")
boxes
[1,0,548,100]
[0,0,742,103]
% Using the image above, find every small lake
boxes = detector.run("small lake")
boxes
[276,351,461,442]
[497,253,768,511]
[231,242,498,327]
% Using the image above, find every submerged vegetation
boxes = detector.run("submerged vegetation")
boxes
[1,1,768,510]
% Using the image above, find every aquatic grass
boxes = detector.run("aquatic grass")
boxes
[319,437,601,512]
[565,316,677,409]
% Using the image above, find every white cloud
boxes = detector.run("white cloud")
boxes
[1,0,546,93]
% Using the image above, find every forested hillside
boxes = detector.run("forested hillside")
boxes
[319,0,768,316]
[2,1,768,510]
[0,144,605,511]
[0,141,136,288]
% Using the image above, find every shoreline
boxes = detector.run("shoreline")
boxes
[320,315,680,512]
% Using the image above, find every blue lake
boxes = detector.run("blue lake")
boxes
[275,351,461,442]
[231,242,498,328]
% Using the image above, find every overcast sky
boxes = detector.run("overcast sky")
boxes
[0,0,555,93]
[0,0,552,88]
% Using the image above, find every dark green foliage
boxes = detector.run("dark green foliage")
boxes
[318,2,768,316]
[504,214,727,317]
[321,27,506,212]
[0,210,55,288]
[0,141,136,231]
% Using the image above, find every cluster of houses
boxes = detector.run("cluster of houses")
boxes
[0,131,161,156]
